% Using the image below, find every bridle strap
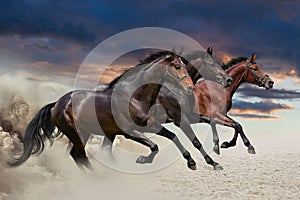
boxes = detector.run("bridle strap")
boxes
[244,60,269,87]
[160,57,190,86]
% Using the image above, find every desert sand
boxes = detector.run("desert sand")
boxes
[0,127,299,200]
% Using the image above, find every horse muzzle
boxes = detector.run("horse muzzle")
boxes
[265,79,274,89]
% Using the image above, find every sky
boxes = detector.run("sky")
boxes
[0,0,299,144]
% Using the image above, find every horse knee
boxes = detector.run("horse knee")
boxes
[233,122,243,132]
[158,129,175,140]
[213,137,219,144]
[192,139,202,150]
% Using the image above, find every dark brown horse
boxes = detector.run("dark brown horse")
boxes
[8,51,196,169]
[102,48,232,170]
[193,54,274,154]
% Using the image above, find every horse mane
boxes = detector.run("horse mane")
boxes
[106,50,176,90]
[139,50,176,65]
[222,57,247,70]
[106,68,131,89]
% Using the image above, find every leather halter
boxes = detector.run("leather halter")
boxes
[160,57,190,86]
[244,60,269,87]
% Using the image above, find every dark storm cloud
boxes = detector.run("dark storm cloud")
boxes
[237,85,300,100]
[0,0,299,79]
[0,0,97,44]
[232,99,293,114]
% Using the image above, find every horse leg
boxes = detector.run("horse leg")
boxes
[221,131,238,149]
[176,117,223,170]
[210,122,220,155]
[230,118,255,154]
[216,115,255,154]
[123,129,159,164]
[149,121,196,170]
[191,113,220,155]
[58,124,92,169]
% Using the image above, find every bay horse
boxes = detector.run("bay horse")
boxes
[193,54,274,154]
[102,47,232,170]
[8,51,196,169]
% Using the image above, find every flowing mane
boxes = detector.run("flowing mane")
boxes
[221,57,247,70]
[106,50,177,89]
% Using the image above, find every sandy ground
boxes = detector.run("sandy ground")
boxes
[0,129,299,200]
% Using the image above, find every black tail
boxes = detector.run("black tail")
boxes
[8,102,57,167]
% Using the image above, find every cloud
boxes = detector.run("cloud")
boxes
[229,113,279,119]
[229,99,293,119]
[0,0,299,83]
[232,99,293,114]
[237,85,300,100]
[0,0,97,44]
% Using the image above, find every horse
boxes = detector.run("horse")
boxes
[193,54,274,155]
[101,47,233,170]
[8,51,196,169]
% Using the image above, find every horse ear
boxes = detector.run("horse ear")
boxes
[249,53,256,63]
[171,46,176,53]
[207,46,212,56]
[178,47,184,55]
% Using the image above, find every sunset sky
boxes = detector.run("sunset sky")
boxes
[0,0,299,145]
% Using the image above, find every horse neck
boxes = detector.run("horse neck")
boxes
[225,63,247,98]
[186,63,199,83]
[131,63,166,106]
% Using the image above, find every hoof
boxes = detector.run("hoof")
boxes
[136,156,151,164]
[213,145,220,155]
[187,161,197,170]
[221,141,230,148]
[247,146,256,154]
[214,164,223,171]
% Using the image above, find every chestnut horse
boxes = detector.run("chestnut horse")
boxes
[193,54,274,154]
[8,51,196,169]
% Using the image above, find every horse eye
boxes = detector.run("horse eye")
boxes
[175,65,181,70]
[253,67,258,71]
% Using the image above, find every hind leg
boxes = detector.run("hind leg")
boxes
[58,124,92,169]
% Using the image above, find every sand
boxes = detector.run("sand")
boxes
[0,129,299,200]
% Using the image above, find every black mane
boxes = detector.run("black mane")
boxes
[139,50,176,65]
[222,57,247,70]
[106,50,177,90]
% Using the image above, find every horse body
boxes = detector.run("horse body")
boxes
[194,54,274,154]
[9,51,195,169]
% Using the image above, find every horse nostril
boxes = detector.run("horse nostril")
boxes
[268,81,274,88]
[226,77,233,86]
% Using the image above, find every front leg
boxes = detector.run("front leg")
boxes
[221,131,238,149]
[176,117,223,170]
[189,113,220,155]
[153,124,197,170]
[124,130,159,164]
[210,122,220,155]
[216,115,255,154]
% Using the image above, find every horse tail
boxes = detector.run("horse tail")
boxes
[8,102,58,167]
